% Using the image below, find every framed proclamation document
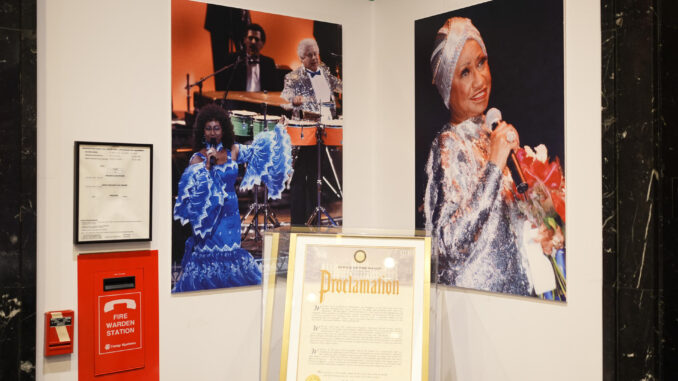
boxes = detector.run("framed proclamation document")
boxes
[280,233,431,381]
[74,142,153,244]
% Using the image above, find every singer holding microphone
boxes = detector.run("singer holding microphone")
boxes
[424,17,539,295]
[172,104,292,292]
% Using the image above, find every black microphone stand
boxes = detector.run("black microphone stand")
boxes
[222,54,243,104]
[184,56,243,115]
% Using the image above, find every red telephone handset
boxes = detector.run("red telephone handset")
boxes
[103,299,137,312]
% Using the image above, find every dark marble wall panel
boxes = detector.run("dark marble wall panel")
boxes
[659,0,678,378]
[0,0,36,380]
[602,0,676,379]
[613,2,659,291]
[600,2,618,378]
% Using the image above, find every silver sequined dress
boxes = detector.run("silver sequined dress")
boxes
[424,116,532,295]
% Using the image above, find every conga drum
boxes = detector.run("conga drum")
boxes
[252,115,280,137]
[229,110,256,137]
[286,120,318,146]
[321,119,343,146]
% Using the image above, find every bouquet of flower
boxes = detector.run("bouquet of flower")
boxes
[515,144,566,301]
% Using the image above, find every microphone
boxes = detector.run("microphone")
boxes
[209,138,217,168]
[485,108,502,129]
[485,108,528,194]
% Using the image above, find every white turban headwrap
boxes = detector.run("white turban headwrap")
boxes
[430,17,487,109]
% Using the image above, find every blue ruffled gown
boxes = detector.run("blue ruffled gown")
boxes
[172,125,292,292]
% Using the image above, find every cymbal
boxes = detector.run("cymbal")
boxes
[199,90,288,108]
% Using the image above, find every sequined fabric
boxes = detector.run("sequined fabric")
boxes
[424,117,533,295]
[281,64,342,113]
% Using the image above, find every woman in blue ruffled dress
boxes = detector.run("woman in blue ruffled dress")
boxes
[173,104,292,292]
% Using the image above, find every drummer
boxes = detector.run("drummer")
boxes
[281,38,342,115]
[282,38,342,225]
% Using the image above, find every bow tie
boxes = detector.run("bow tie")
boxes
[247,56,260,65]
[306,69,321,78]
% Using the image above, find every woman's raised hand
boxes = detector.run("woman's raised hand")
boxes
[488,121,519,171]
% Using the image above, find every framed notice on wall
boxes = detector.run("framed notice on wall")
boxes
[280,233,431,381]
[74,142,153,244]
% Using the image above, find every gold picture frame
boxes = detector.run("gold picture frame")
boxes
[275,232,430,381]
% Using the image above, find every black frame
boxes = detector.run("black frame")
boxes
[74,141,153,244]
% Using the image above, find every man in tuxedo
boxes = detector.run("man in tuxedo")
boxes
[215,24,280,92]
[281,38,342,114]
[282,38,343,225]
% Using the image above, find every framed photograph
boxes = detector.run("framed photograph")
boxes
[414,0,566,301]
[171,0,343,293]
[280,233,431,381]
[74,142,153,244]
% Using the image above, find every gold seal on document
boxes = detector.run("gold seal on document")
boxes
[305,375,321,381]
[353,250,367,263]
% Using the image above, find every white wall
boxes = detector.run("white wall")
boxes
[37,0,375,380]
[36,0,601,380]
[372,0,602,380]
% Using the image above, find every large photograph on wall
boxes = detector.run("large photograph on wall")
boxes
[415,0,566,301]
[171,0,343,292]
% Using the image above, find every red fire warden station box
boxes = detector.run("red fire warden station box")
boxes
[78,250,158,380]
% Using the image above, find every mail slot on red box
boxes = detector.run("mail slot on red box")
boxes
[78,250,158,381]
[45,310,74,356]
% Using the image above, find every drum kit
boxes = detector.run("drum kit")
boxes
[286,118,343,227]
[229,109,343,239]
[230,110,281,138]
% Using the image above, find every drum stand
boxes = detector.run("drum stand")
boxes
[241,184,281,241]
[240,102,280,241]
[306,125,338,227]
[324,145,343,199]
